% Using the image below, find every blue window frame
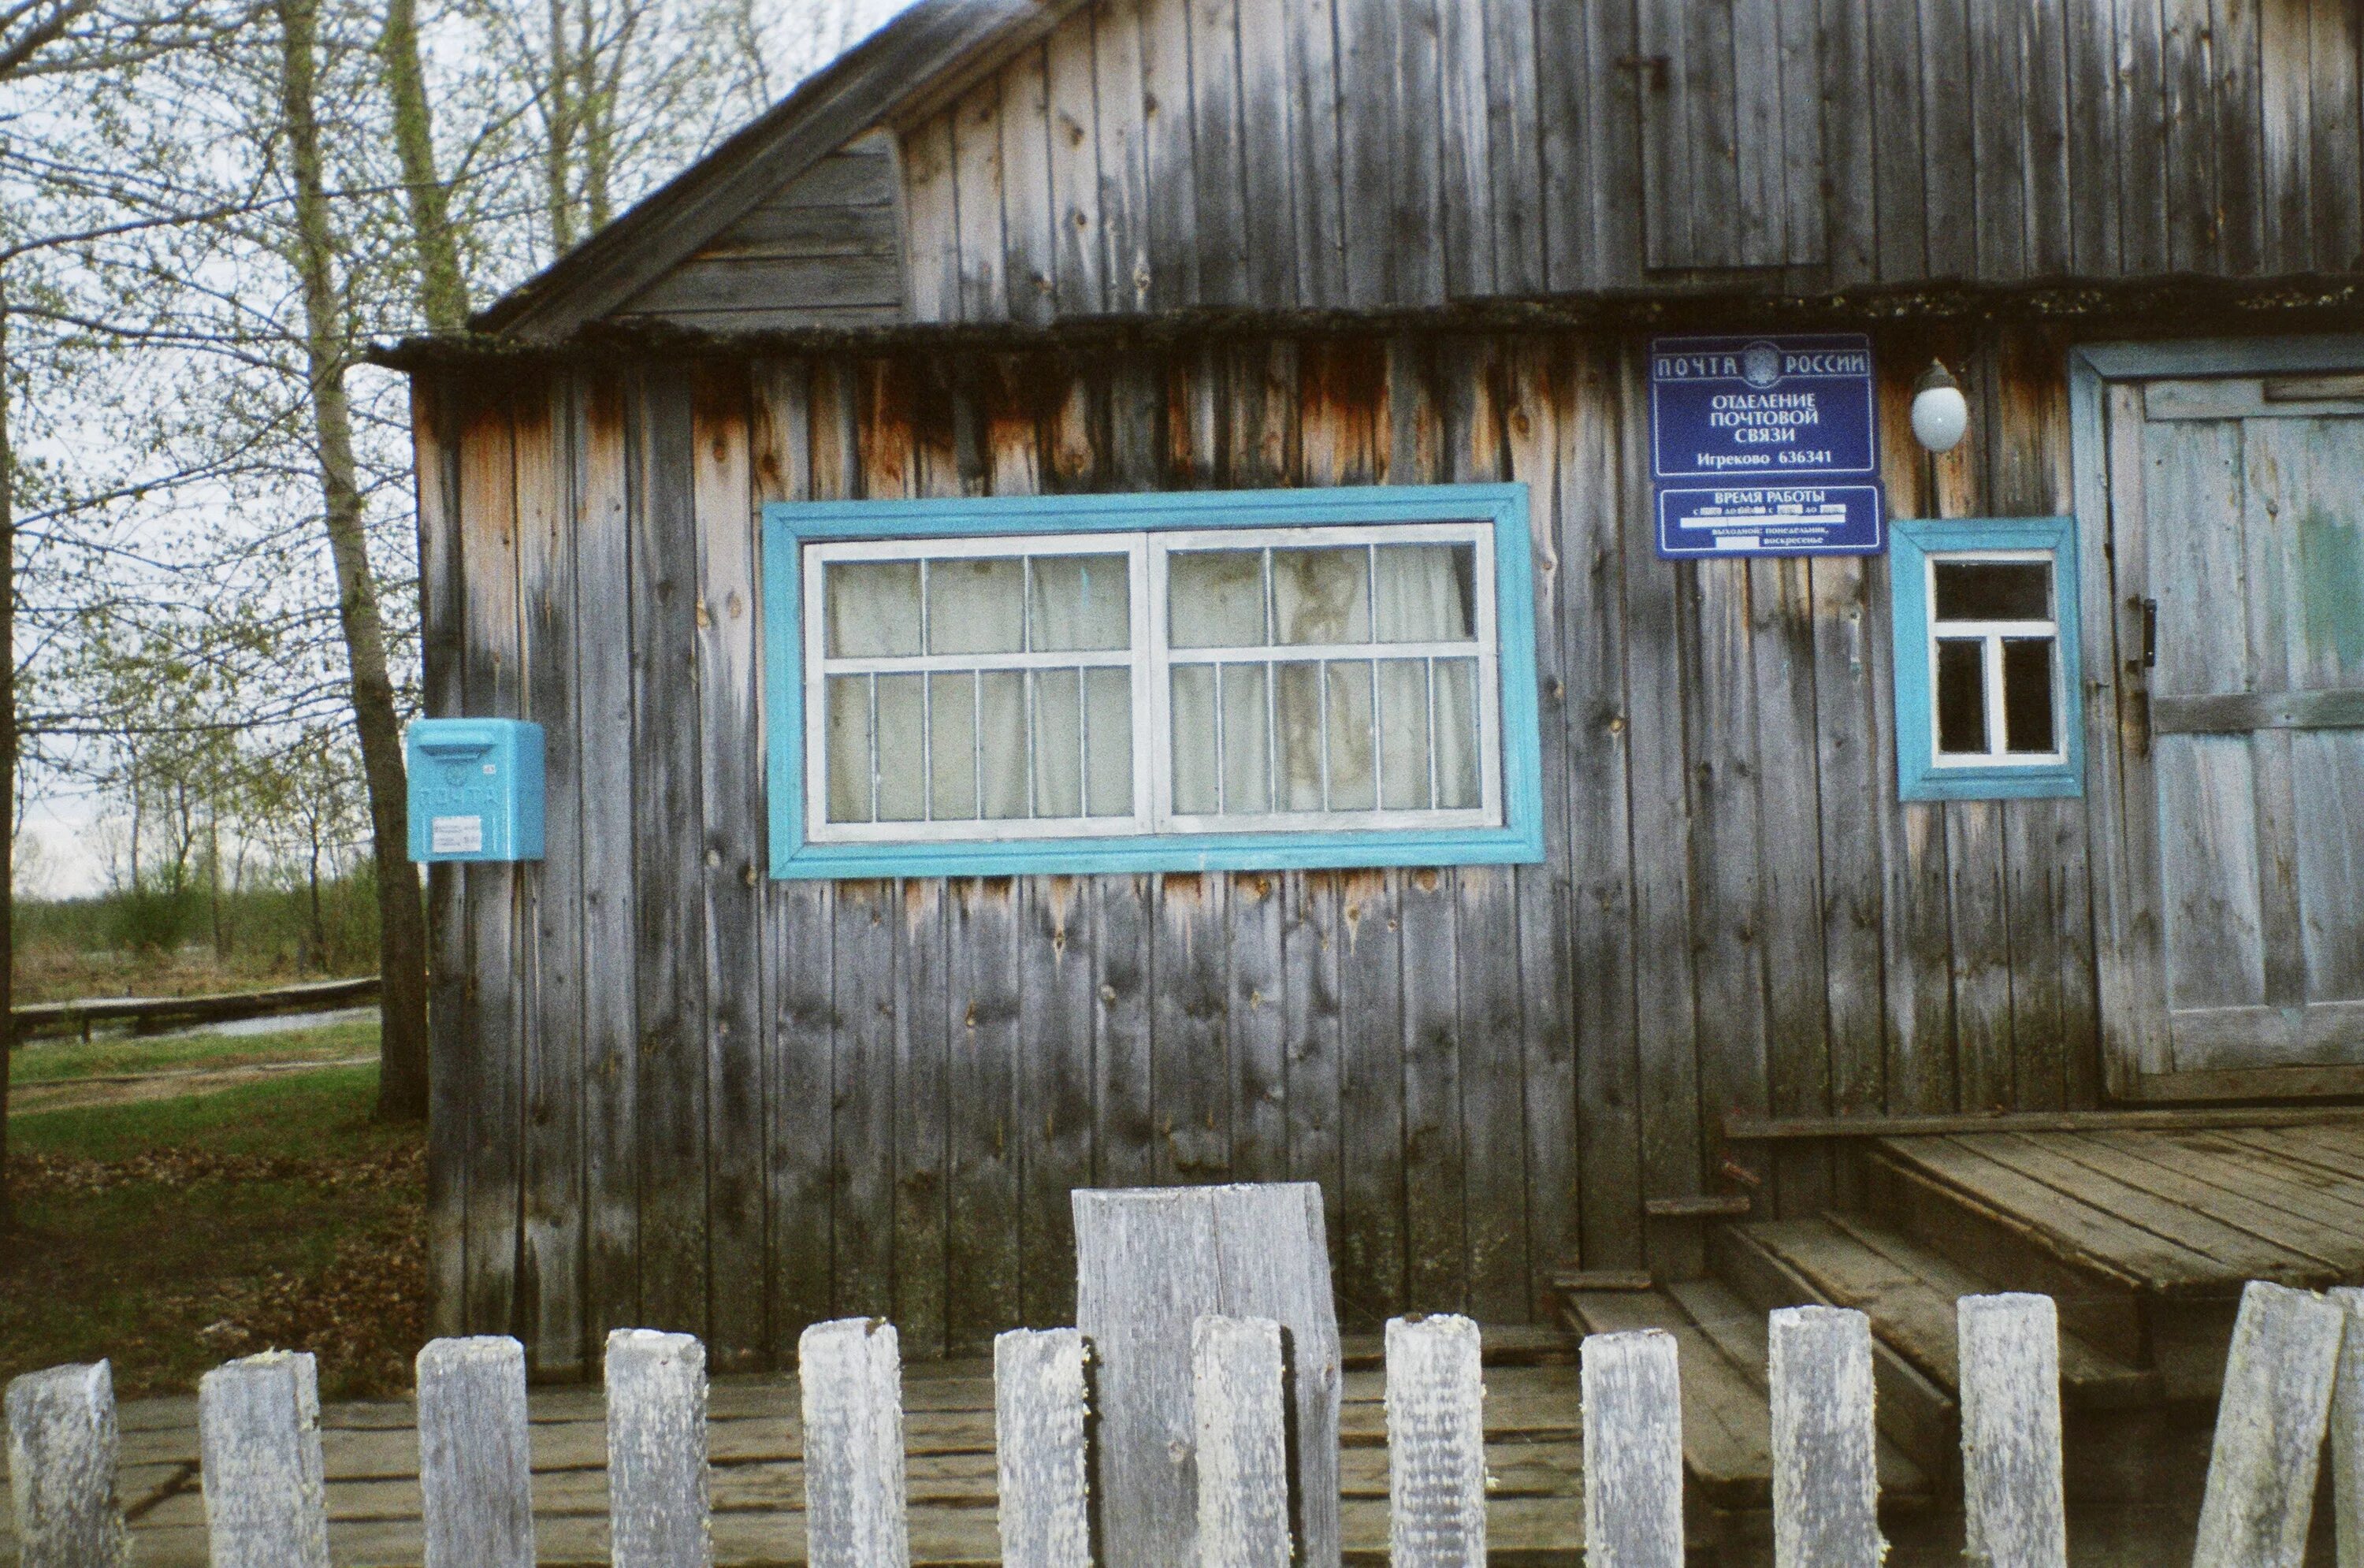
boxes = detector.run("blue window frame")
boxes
[1890,515,2084,801]
[764,485,1546,879]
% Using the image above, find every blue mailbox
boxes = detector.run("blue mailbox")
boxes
[407,719,545,863]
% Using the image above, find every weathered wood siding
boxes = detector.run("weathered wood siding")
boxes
[418,321,2102,1375]
[890,0,2364,321]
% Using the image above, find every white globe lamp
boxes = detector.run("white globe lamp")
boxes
[1911,360,1969,454]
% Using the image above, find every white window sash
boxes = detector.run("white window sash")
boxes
[802,521,1507,843]
[1925,548,2066,768]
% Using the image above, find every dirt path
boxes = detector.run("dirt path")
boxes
[8,1055,381,1115]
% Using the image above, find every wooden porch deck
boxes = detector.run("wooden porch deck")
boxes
[0,1330,1582,1566]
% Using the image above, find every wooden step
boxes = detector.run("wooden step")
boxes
[1727,1214,2161,1413]
[1563,1283,1935,1514]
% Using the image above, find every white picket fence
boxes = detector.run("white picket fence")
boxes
[11,1281,2364,1567]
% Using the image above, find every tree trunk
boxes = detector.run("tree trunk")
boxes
[543,0,575,252]
[377,0,470,333]
[0,281,16,1232]
[277,0,429,1120]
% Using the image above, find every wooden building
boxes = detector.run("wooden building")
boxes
[383,0,2364,1397]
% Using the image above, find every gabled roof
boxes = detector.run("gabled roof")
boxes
[473,0,1073,343]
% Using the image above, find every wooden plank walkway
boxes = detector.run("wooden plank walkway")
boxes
[1872,1121,2364,1296]
[0,1332,1583,1566]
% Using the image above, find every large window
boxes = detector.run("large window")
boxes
[1890,515,2083,801]
[767,487,1544,878]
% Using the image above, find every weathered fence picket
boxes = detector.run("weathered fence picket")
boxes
[1191,1316,1293,1568]
[1957,1293,2066,1568]
[1386,1313,1489,1568]
[1578,1328,1682,1568]
[994,1328,1095,1568]
[799,1317,910,1568]
[2331,1287,2364,1568]
[4,1359,129,1568]
[12,1234,2362,1568]
[605,1328,711,1568]
[2191,1280,2346,1568]
[415,1336,534,1568]
[196,1349,331,1568]
[1767,1305,1883,1568]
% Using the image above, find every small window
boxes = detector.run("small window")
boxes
[1890,517,2083,801]
[768,487,1545,878]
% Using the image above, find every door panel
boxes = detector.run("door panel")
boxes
[2113,378,2364,1087]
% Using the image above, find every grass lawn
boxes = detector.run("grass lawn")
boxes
[2,1061,426,1400]
[9,1017,379,1085]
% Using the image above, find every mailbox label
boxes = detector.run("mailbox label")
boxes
[432,816,485,854]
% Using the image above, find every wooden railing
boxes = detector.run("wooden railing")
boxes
[11,975,379,1042]
[8,1280,2362,1566]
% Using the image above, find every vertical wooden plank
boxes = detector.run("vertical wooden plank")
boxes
[901,115,962,323]
[1775,0,1826,266]
[418,377,469,1339]
[1505,341,1578,1302]
[1336,0,1397,304]
[1809,550,1889,1145]
[1210,1182,1344,1567]
[1387,1313,1488,1567]
[197,1352,329,1568]
[415,1337,535,1568]
[1556,341,1642,1270]
[1868,0,1927,279]
[2309,0,2362,269]
[1002,43,1059,326]
[994,1328,1093,1568]
[1970,0,2031,279]
[1635,0,1699,268]
[2329,1286,2364,1568]
[949,876,1024,1348]
[1094,0,1153,312]
[1388,0,1444,303]
[1283,0,1346,307]
[2063,0,2122,273]
[1752,555,1832,1215]
[1139,0,1202,307]
[2120,0,2174,275]
[1153,873,1232,1187]
[1236,0,1299,305]
[954,79,1010,323]
[1046,14,1106,316]
[1437,0,1496,297]
[1538,0,1612,286]
[831,879,899,1322]
[2212,0,2266,276]
[2191,1281,2345,1568]
[1768,1306,1883,1568]
[604,1329,710,1568]
[519,376,584,1375]
[2020,0,2073,277]
[630,367,711,1339]
[1480,0,1543,292]
[459,388,523,1339]
[1073,1189,1223,1566]
[1948,801,2014,1109]
[1957,1294,2067,1568]
[4,1362,128,1568]
[753,359,832,1351]
[800,1319,910,1568]
[1579,1329,1683,1568]
[2259,0,2314,276]
[1919,0,1977,278]
[1022,878,1098,1326]
[690,364,765,1368]
[1618,341,1703,1274]
[1188,0,1250,305]
[1730,0,1788,265]
[1280,869,1344,1262]
[1816,0,1876,283]
[575,373,639,1342]
[1191,1316,1293,1568]
[895,876,950,1358]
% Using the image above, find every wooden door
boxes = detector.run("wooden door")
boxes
[2109,375,2364,1094]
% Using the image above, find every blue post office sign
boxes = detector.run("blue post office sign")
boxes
[1649,333,1886,559]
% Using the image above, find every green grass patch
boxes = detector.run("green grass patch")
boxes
[2,1064,426,1399]
[9,1017,379,1086]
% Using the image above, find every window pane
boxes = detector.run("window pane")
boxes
[2002,637,2058,754]
[930,557,1025,654]
[1933,559,2050,622]
[825,674,872,822]
[1085,667,1132,816]
[1170,665,1218,814]
[1031,668,1084,817]
[1273,547,1370,645]
[1273,662,1325,811]
[1434,659,1481,808]
[1326,661,1377,810]
[1169,549,1267,648]
[1029,555,1131,652]
[1374,544,1477,642]
[875,674,927,822]
[1935,638,1989,754]
[1377,660,1432,809]
[1221,664,1272,814]
[979,671,1028,817]
[928,673,977,820]
[827,561,921,656]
